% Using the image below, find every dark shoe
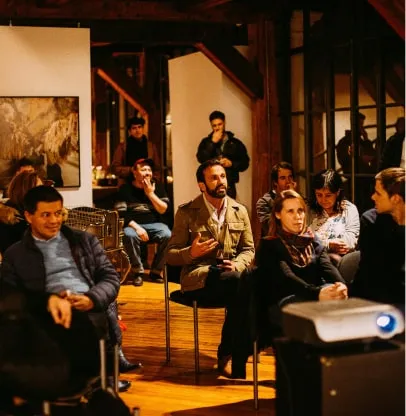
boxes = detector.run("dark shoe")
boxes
[119,348,143,373]
[217,354,232,376]
[149,272,164,284]
[231,362,247,379]
[132,274,143,286]
[107,377,131,393]
[118,379,131,393]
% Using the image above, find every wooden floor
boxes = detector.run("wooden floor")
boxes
[117,279,277,416]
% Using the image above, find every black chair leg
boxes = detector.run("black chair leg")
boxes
[164,266,171,363]
[193,300,200,375]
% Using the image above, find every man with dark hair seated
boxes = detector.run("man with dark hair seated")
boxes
[0,185,132,392]
[256,161,297,236]
[352,167,405,309]
[167,159,255,376]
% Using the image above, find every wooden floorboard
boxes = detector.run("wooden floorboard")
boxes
[117,280,276,415]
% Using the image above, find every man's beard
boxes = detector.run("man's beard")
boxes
[206,185,227,199]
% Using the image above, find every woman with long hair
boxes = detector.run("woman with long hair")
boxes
[256,190,348,330]
[308,169,359,260]
[0,171,43,255]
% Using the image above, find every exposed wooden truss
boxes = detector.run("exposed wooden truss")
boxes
[180,0,234,12]
[195,40,263,99]
[368,0,405,39]
[0,0,270,23]
[89,21,244,46]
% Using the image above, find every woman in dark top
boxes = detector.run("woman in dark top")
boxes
[0,171,42,255]
[256,189,348,329]
[229,190,348,379]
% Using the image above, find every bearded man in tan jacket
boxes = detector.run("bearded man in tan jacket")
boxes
[167,159,255,375]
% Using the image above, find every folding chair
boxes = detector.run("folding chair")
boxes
[42,340,121,415]
[163,265,226,376]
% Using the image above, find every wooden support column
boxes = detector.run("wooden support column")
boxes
[248,19,282,242]
[91,68,97,166]
[144,49,163,179]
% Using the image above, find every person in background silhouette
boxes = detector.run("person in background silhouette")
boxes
[379,117,405,171]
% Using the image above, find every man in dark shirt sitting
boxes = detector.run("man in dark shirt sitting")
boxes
[352,167,405,309]
[115,158,171,286]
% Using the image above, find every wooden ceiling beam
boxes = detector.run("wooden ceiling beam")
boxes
[368,0,405,39]
[1,0,260,23]
[90,21,243,45]
[35,0,72,7]
[195,40,263,99]
[184,0,234,11]
[95,58,154,115]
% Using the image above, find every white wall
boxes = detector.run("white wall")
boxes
[0,26,92,207]
[168,52,252,214]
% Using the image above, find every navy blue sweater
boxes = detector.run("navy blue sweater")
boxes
[352,209,405,305]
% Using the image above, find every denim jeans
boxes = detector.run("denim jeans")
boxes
[123,222,171,274]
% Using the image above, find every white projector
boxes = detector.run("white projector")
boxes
[282,298,405,345]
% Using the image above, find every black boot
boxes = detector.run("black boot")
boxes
[119,348,143,373]
[108,377,132,392]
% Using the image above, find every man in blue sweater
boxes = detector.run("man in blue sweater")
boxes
[0,185,133,391]
[352,167,405,308]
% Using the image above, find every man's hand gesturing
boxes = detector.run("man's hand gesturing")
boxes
[190,232,218,259]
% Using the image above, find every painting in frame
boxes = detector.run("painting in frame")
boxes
[0,96,80,190]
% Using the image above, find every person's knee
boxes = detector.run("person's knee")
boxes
[157,225,172,241]
[123,227,135,238]
[162,228,172,241]
[220,271,241,281]
[123,227,141,243]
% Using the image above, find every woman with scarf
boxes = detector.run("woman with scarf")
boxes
[256,189,348,332]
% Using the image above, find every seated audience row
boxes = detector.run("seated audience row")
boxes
[0,158,404,399]
[256,163,360,264]
[166,160,404,378]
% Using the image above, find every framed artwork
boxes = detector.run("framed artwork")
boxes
[0,96,80,189]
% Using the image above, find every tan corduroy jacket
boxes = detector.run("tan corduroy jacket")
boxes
[166,194,255,292]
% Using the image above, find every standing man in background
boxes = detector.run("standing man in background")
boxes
[111,116,158,182]
[379,117,405,171]
[196,111,249,199]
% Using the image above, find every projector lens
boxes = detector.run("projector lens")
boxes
[376,313,397,333]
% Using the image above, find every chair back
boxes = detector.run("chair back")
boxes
[338,250,360,285]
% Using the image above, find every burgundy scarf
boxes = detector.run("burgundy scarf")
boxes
[277,226,315,267]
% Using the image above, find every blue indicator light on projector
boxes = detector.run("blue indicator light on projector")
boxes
[376,313,397,333]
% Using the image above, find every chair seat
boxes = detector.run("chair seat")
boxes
[169,290,226,309]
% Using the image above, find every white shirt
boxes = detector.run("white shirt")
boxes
[202,193,227,236]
